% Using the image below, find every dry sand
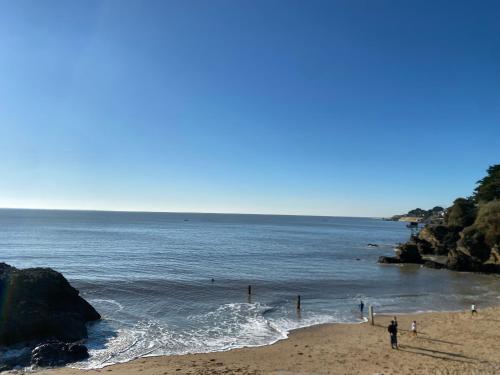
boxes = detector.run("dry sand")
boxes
[39,307,500,375]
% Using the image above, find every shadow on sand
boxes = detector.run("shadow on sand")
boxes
[398,344,480,364]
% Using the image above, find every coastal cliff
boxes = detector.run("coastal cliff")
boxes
[380,165,500,274]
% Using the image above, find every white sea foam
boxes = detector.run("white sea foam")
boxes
[71,302,355,370]
[74,290,497,371]
[89,299,124,312]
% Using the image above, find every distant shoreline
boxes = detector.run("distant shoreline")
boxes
[383,216,423,222]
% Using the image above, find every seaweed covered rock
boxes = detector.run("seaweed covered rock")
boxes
[0,263,100,346]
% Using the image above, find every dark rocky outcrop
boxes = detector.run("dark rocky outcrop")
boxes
[483,246,500,273]
[382,165,500,274]
[416,225,462,255]
[379,246,447,269]
[0,263,100,346]
[383,223,500,273]
[385,201,499,273]
[423,260,446,269]
[447,227,500,273]
[378,242,424,264]
[396,243,424,263]
[31,341,89,367]
[0,340,89,371]
[378,255,403,264]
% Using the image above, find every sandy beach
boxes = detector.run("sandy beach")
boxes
[37,307,500,375]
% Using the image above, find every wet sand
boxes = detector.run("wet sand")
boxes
[39,307,500,375]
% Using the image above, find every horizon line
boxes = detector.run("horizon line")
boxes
[0,206,384,220]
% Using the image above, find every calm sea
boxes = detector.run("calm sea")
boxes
[1,209,499,368]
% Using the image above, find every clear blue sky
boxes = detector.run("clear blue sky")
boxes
[0,0,498,217]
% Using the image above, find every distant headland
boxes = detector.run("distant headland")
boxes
[384,206,445,224]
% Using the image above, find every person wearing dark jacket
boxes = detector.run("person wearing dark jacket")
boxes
[388,320,398,349]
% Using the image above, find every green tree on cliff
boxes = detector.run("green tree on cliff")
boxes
[408,208,427,217]
[474,200,500,247]
[445,198,476,228]
[474,164,500,203]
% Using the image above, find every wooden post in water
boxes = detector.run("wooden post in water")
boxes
[248,285,252,295]
[297,295,301,310]
[369,305,374,325]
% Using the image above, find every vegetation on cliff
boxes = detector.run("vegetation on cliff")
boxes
[474,200,500,248]
[444,198,476,227]
[381,164,500,273]
[473,165,500,203]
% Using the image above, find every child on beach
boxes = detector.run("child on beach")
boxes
[411,320,417,337]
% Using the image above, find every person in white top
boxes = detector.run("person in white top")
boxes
[411,320,417,337]
[471,303,477,316]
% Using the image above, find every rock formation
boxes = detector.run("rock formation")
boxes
[415,225,461,255]
[0,263,100,346]
[380,165,500,274]
[378,242,424,264]
[31,341,89,367]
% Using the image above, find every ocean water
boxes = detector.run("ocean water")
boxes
[1,209,499,368]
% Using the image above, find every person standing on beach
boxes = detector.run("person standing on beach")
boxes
[411,320,417,337]
[471,303,477,316]
[393,318,398,347]
[359,300,364,316]
[387,320,398,349]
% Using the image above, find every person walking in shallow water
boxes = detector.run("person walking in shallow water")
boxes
[359,300,364,316]
[387,320,398,349]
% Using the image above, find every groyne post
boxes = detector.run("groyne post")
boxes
[369,305,374,325]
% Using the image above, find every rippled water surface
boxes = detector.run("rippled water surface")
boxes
[1,209,499,368]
